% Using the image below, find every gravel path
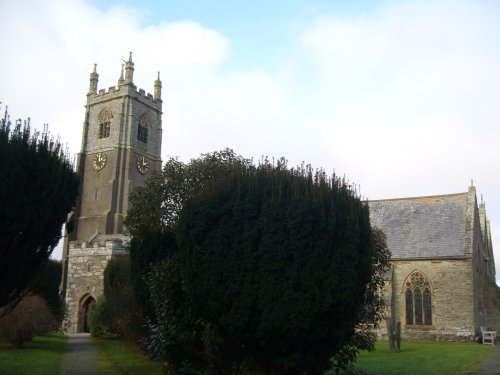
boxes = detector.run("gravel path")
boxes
[59,333,99,375]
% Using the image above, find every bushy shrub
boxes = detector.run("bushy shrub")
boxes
[0,294,57,348]
[144,157,377,374]
[103,256,147,341]
[125,150,252,318]
[87,296,112,337]
[129,150,389,373]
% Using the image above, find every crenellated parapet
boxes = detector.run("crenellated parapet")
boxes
[68,238,128,257]
[88,79,162,110]
[90,84,160,104]
[86,52,162,111]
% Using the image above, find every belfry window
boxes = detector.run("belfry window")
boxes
[97,108,113,139]
[99,122,110,138]
[137,122,148,144]
[404,271,433,326]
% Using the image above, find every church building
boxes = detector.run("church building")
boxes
[370,187,499,341]
[61,54,162,333]
[61,55,498,339]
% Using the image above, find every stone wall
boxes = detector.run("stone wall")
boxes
[482,281,500,331]
[85,86,162,157]
[471,196,499,335]
[379,258,475,341]
[63,239,127,333]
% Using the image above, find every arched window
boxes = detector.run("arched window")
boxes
[404,271,433,326]
[137,113,150,144]
[137,121,148,143]
[97,108,113,139]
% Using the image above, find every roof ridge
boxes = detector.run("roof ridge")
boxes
[369,191,468,203]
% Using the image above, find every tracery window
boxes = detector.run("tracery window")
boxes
[97,108,113,139]
[99,122,110,138]
[404,271,433,326]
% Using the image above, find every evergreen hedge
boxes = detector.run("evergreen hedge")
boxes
[146,156,378,374]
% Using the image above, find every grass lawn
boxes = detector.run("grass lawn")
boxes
[92,336,166,375]
[2,333,493,375]
[0,332,67,375]
[353,341,496,375]
[93,337,496,375]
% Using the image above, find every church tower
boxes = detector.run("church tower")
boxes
[61,54,163,333]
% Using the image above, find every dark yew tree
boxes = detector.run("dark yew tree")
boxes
[0,107,79,310]
[143,155,382,375]
[125,149,252,313]
[331,227,390,373]
[31,259,66,324]
[102,256,147,340]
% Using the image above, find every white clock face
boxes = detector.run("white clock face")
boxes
[136,155,149,174]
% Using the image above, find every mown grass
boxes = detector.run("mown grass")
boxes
[0,332,67,375]
[352,341,496,375]
[92,336,166,375]
[1,334,494,375]
[93,337,496,375]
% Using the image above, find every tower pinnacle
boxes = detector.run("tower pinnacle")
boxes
[125,52,134,84]
[118,64,124,86]
[154,71,162,100]
[88,64,98,94]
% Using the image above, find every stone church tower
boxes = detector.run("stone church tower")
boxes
[61,54,163,333]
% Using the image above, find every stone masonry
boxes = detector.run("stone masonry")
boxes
[61,54,162,333]
[370,186,499,341]
[64,239,127,333]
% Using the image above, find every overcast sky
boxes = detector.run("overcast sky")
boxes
[1,0,499,284]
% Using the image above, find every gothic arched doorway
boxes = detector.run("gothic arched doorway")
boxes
[79,294,95,333]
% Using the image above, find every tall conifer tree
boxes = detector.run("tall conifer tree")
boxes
[0,107,78,310]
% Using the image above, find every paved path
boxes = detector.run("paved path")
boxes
[59,333,99,375]
[462,345,500,375]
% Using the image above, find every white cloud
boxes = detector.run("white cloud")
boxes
[297,0,500,194]
[0,0,232,155]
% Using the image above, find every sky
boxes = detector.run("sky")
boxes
[1,0,499,284]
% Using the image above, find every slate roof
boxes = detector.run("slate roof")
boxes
[369,192,469,259]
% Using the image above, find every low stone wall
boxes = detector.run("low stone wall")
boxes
[63,239,127,333]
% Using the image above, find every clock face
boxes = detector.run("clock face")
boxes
[136,155,149,174]
[92,152,107,171]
